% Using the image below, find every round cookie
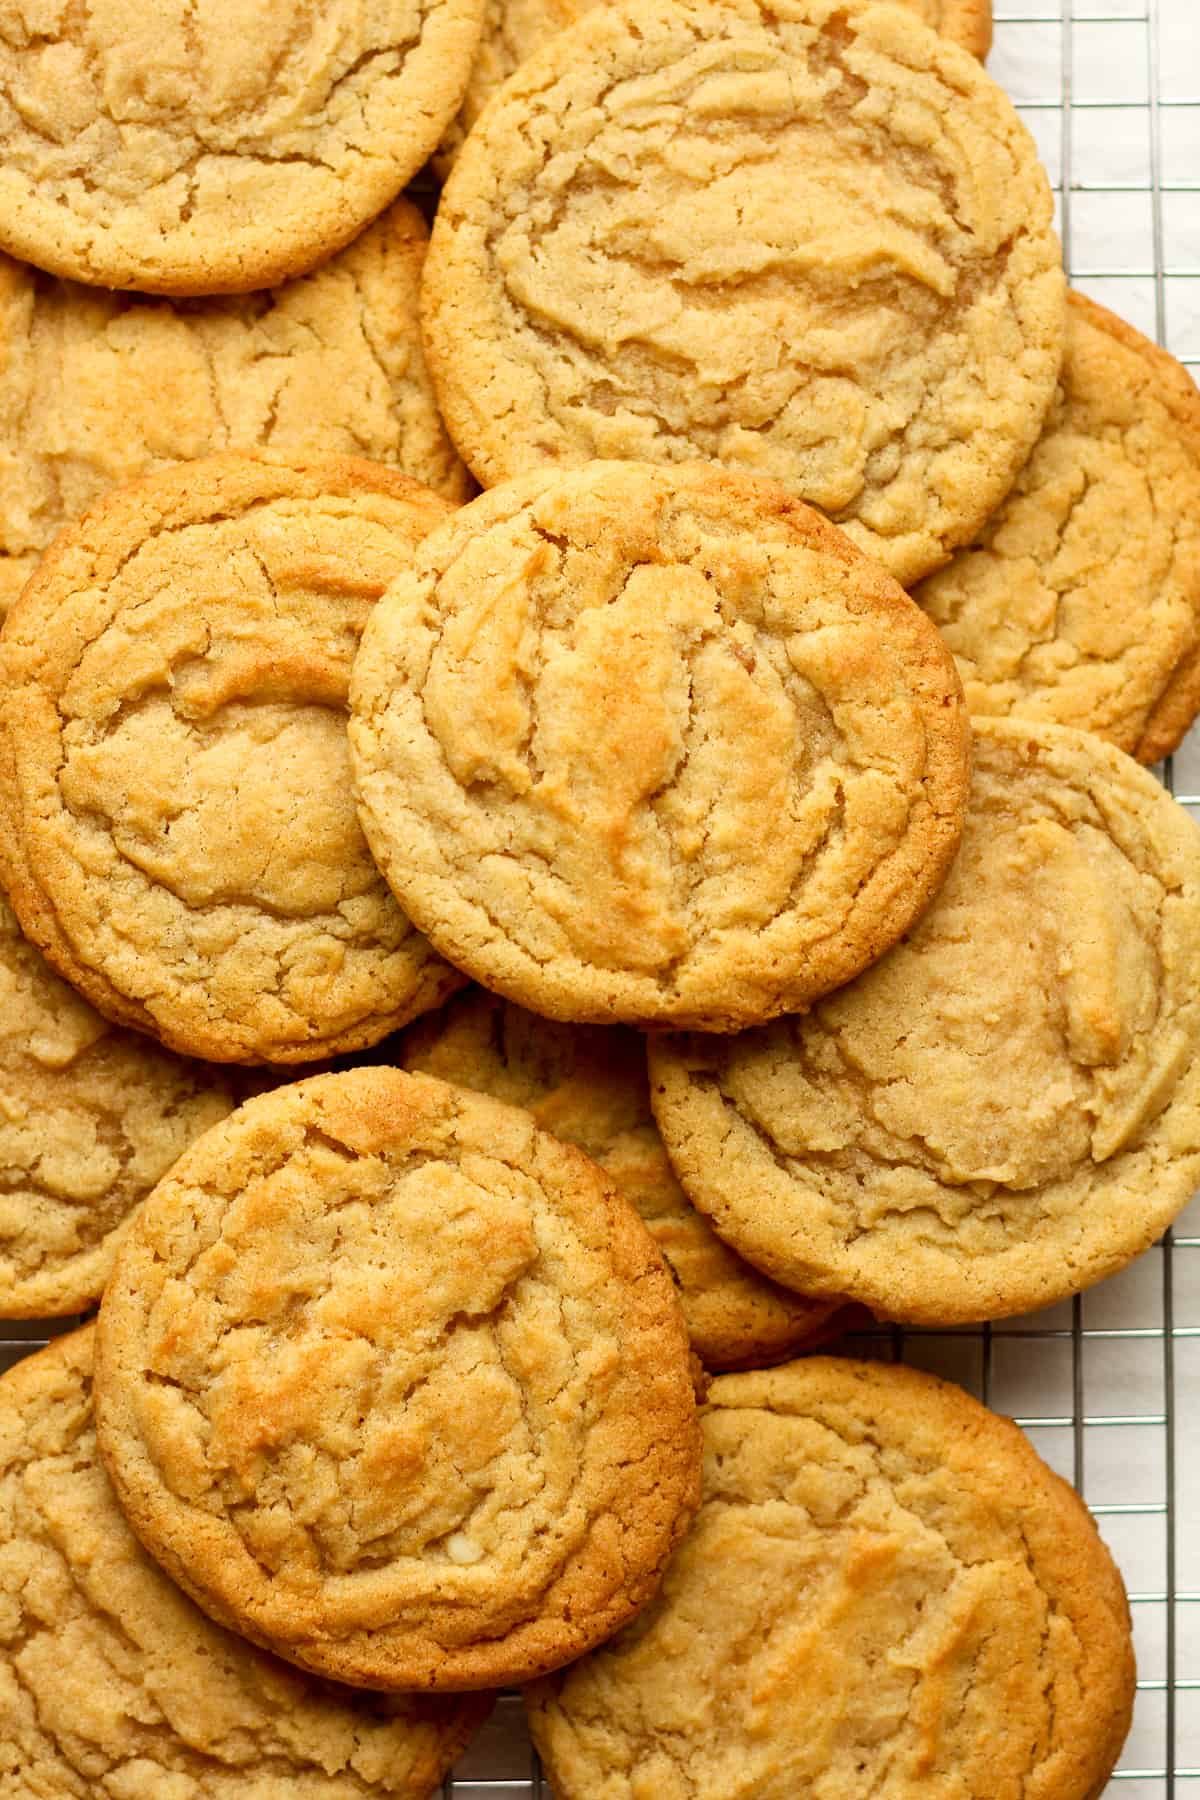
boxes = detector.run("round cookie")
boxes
[650,718,1200,1325]
[94,1067,702,1691]
[438,0,992,172]
[0,1328,490,1800]
[1,452,466,1065]
[395,987,860,1368]
[527,1357,1135,1800]
[0,199,471,619]
[421,0,1063,586]
[916,294,1200,766]
[348,460,971,1030]
[0,0,486,296]
[0,896,236,1317]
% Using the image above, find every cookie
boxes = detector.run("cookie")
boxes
[438,0,992,171]
[0,1327,490,1800]
[1,451,466,1065]
[0,896,235,1317]
[527,1357,1134,1800]
[421,0,1063,586]
[395,987,858,1368]
[94,1067,702,1691]
[906,0,992,57]
[0,0,485,296]
[349,460,970,1031]
[650,718,1200,1325]
[0,199,471,620]
[916,293,1200,765]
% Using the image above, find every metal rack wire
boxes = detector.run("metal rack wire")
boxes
[3,2,1197,1795]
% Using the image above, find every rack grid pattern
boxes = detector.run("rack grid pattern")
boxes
[5,1,1200,1795]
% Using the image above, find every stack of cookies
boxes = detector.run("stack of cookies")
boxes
[0,0,1190,1792]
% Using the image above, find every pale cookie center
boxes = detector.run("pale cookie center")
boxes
[492,41,987,521]
[0,0,412,163]
[740,811,1166,1190]
[67,695,380,915]
[922,410,1198,734]
[421,519,931,972]
[56,513,395,922]
[144,1144,615,1585]
[579,1410,1063,1796]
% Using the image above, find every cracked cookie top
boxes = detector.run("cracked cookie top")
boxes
[395,986,858,1368]
[916,293,1200,765]
[526,1357,1134,1800]
[421,0,1060,586]
[94,1066,702,1691]
[0,1327,490,1799]
[0,895,235,1317]
[1,451,465,1064]
[650,718,1200,1323]
[348,460,970,1030]
[0,0,485,295]
[437,0,992,171]
[0,199,471,621]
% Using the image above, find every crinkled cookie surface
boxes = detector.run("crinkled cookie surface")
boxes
[0,0,485,294]
[422,0,1061,584]
[396,987,855,1367]
[905,0,991,56]
[1,451,465,1064]
[0,1328,490,1800]
[95,1068,702,1691]
[439,0,990,171]
[650,718,1200,1322]
[527,1358,1134,1800]
[0,896,235,1316]
[916,293,1200,764]
[0,199,470,619]
[349,461,970,1030]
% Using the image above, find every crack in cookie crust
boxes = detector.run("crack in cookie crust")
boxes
[0,896,235,1316]
[422,0,1060,585]
[915,292,1200,764]
[394,987,857,1367]
[649,717,1200,1322]
[526,1358,1133,1800]
[94,1067,702,1692]
[349,460,970,1030]
[0,0,486,294]
[1,451,466,1064]
[0,1328,490,1798]
[0,199,470,620]
[437,0,993,174]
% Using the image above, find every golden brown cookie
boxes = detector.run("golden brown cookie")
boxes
[0,0,485,296]
[349,461,970,1031]
[0,896,235,1317]
[1,451,466,1065]
[650,718,1200,1325]
[916,294,1200,765]
[0,200,470,619]
[395,987,859,1368]
[94,1067,702,1692]
[905,0,991,57]
[421,0,1062,586]
[527,1357,1134,1800]
[0,1327,491,1799]
[439,0,992,172]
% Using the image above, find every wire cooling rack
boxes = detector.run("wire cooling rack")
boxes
[4,2,1199,1795]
